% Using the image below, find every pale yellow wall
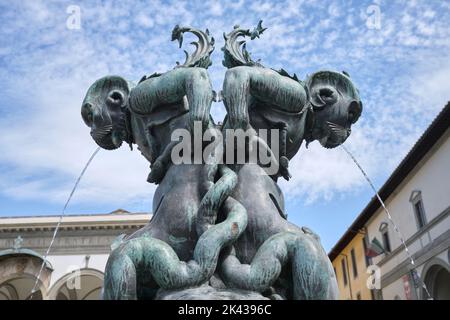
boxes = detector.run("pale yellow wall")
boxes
[332,232,372,300]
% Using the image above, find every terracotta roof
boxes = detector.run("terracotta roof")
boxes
[109,208,131,214]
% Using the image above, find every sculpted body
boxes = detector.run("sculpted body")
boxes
[81,68,213,256]
[80,22,364,300]
[82,68,250,299]
[217,66,362,299]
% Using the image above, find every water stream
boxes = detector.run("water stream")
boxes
[341,144,433,300]
[27,144,432,299]
[28,147,101,299]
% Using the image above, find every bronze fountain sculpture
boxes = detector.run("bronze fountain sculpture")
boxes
[81,21,362,300]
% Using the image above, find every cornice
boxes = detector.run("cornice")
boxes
[0,214,151,233]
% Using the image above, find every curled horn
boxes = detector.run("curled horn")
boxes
[171,25,215,69]
[222,20,267,68]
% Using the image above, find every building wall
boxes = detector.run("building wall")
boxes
[46,254,109,288]
[365,130,450,299]
[382,250,450,300]
[382,278,407,300]
[332,232,372,300]
[0,212,150,300]
[368,131,449,254]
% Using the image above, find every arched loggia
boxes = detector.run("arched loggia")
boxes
[47,268,104,300]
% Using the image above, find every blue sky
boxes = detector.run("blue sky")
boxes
[0,0,449,252]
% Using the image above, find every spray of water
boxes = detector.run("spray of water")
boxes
[341,144,432,300]
[28,147,101,299]
[25,143,431,299]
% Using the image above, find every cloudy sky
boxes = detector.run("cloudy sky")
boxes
[0,0,449,252]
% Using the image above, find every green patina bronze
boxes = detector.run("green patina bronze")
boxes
[80,21,362,300]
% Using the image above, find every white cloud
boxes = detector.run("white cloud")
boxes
[0,0,449,212]
[208,1,224,16]
[135,13,154,28]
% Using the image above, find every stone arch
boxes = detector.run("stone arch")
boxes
[47,268,104,300]
[0,251,53,300]
[420,257,450,300]
[0,274,47,300]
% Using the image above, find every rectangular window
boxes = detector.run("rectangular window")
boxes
[414,200,426,229]
[382,231,391,252]
[350,248,358,278]
[363,236,371,267]
[341,258,348,286]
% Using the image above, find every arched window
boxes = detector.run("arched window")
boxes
[421,258,450,300]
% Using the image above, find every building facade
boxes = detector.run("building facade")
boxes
[329,103,450,300]
[331,232,373,300]
[0,210,150,300]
